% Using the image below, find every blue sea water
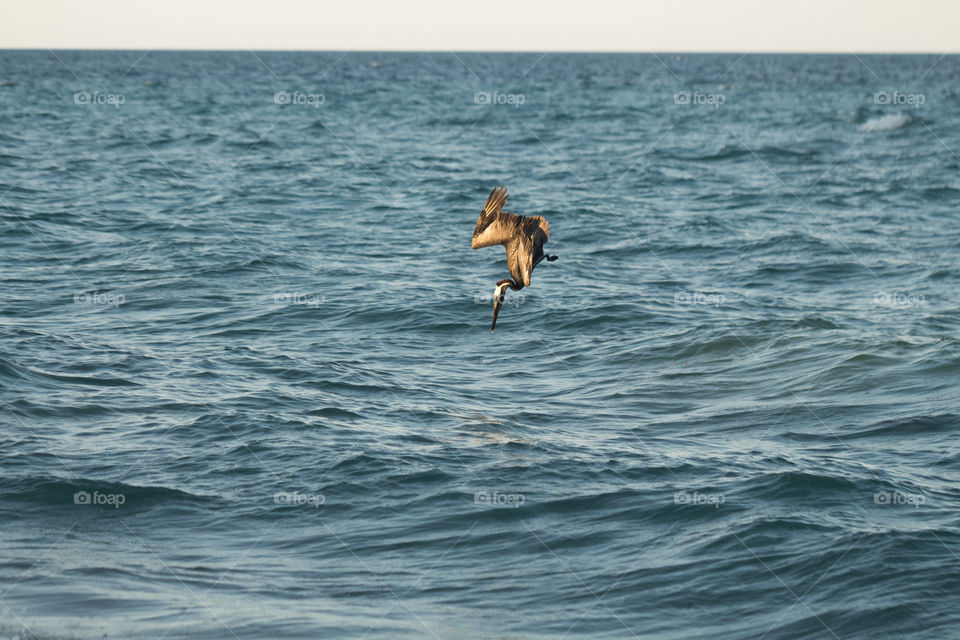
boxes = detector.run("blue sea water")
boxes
[0,50,958,639]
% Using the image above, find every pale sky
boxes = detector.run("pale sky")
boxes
[1,0,957,52]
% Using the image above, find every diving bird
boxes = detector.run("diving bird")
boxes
[471,186,557,332]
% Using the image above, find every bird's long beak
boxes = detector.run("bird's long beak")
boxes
[491,286,506,333]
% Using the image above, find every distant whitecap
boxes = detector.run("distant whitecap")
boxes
[859,112,912,132]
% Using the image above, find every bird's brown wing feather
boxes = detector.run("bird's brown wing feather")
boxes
[471,186,511,248]
[482,186,509,219]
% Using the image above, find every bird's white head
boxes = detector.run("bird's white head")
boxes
[490,280,513,333]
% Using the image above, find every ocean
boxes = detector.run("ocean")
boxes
[0,50,958,639]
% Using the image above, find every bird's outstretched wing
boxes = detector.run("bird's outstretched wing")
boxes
[471,186,518,249]
[482,186,508,221]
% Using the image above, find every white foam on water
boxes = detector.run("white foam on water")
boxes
[860,112,912,132]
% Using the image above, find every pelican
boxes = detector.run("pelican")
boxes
[471,186,557,332]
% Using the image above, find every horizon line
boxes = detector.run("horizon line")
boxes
[1,48,958,55]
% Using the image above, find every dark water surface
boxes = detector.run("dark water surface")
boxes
[1,51,958,639]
